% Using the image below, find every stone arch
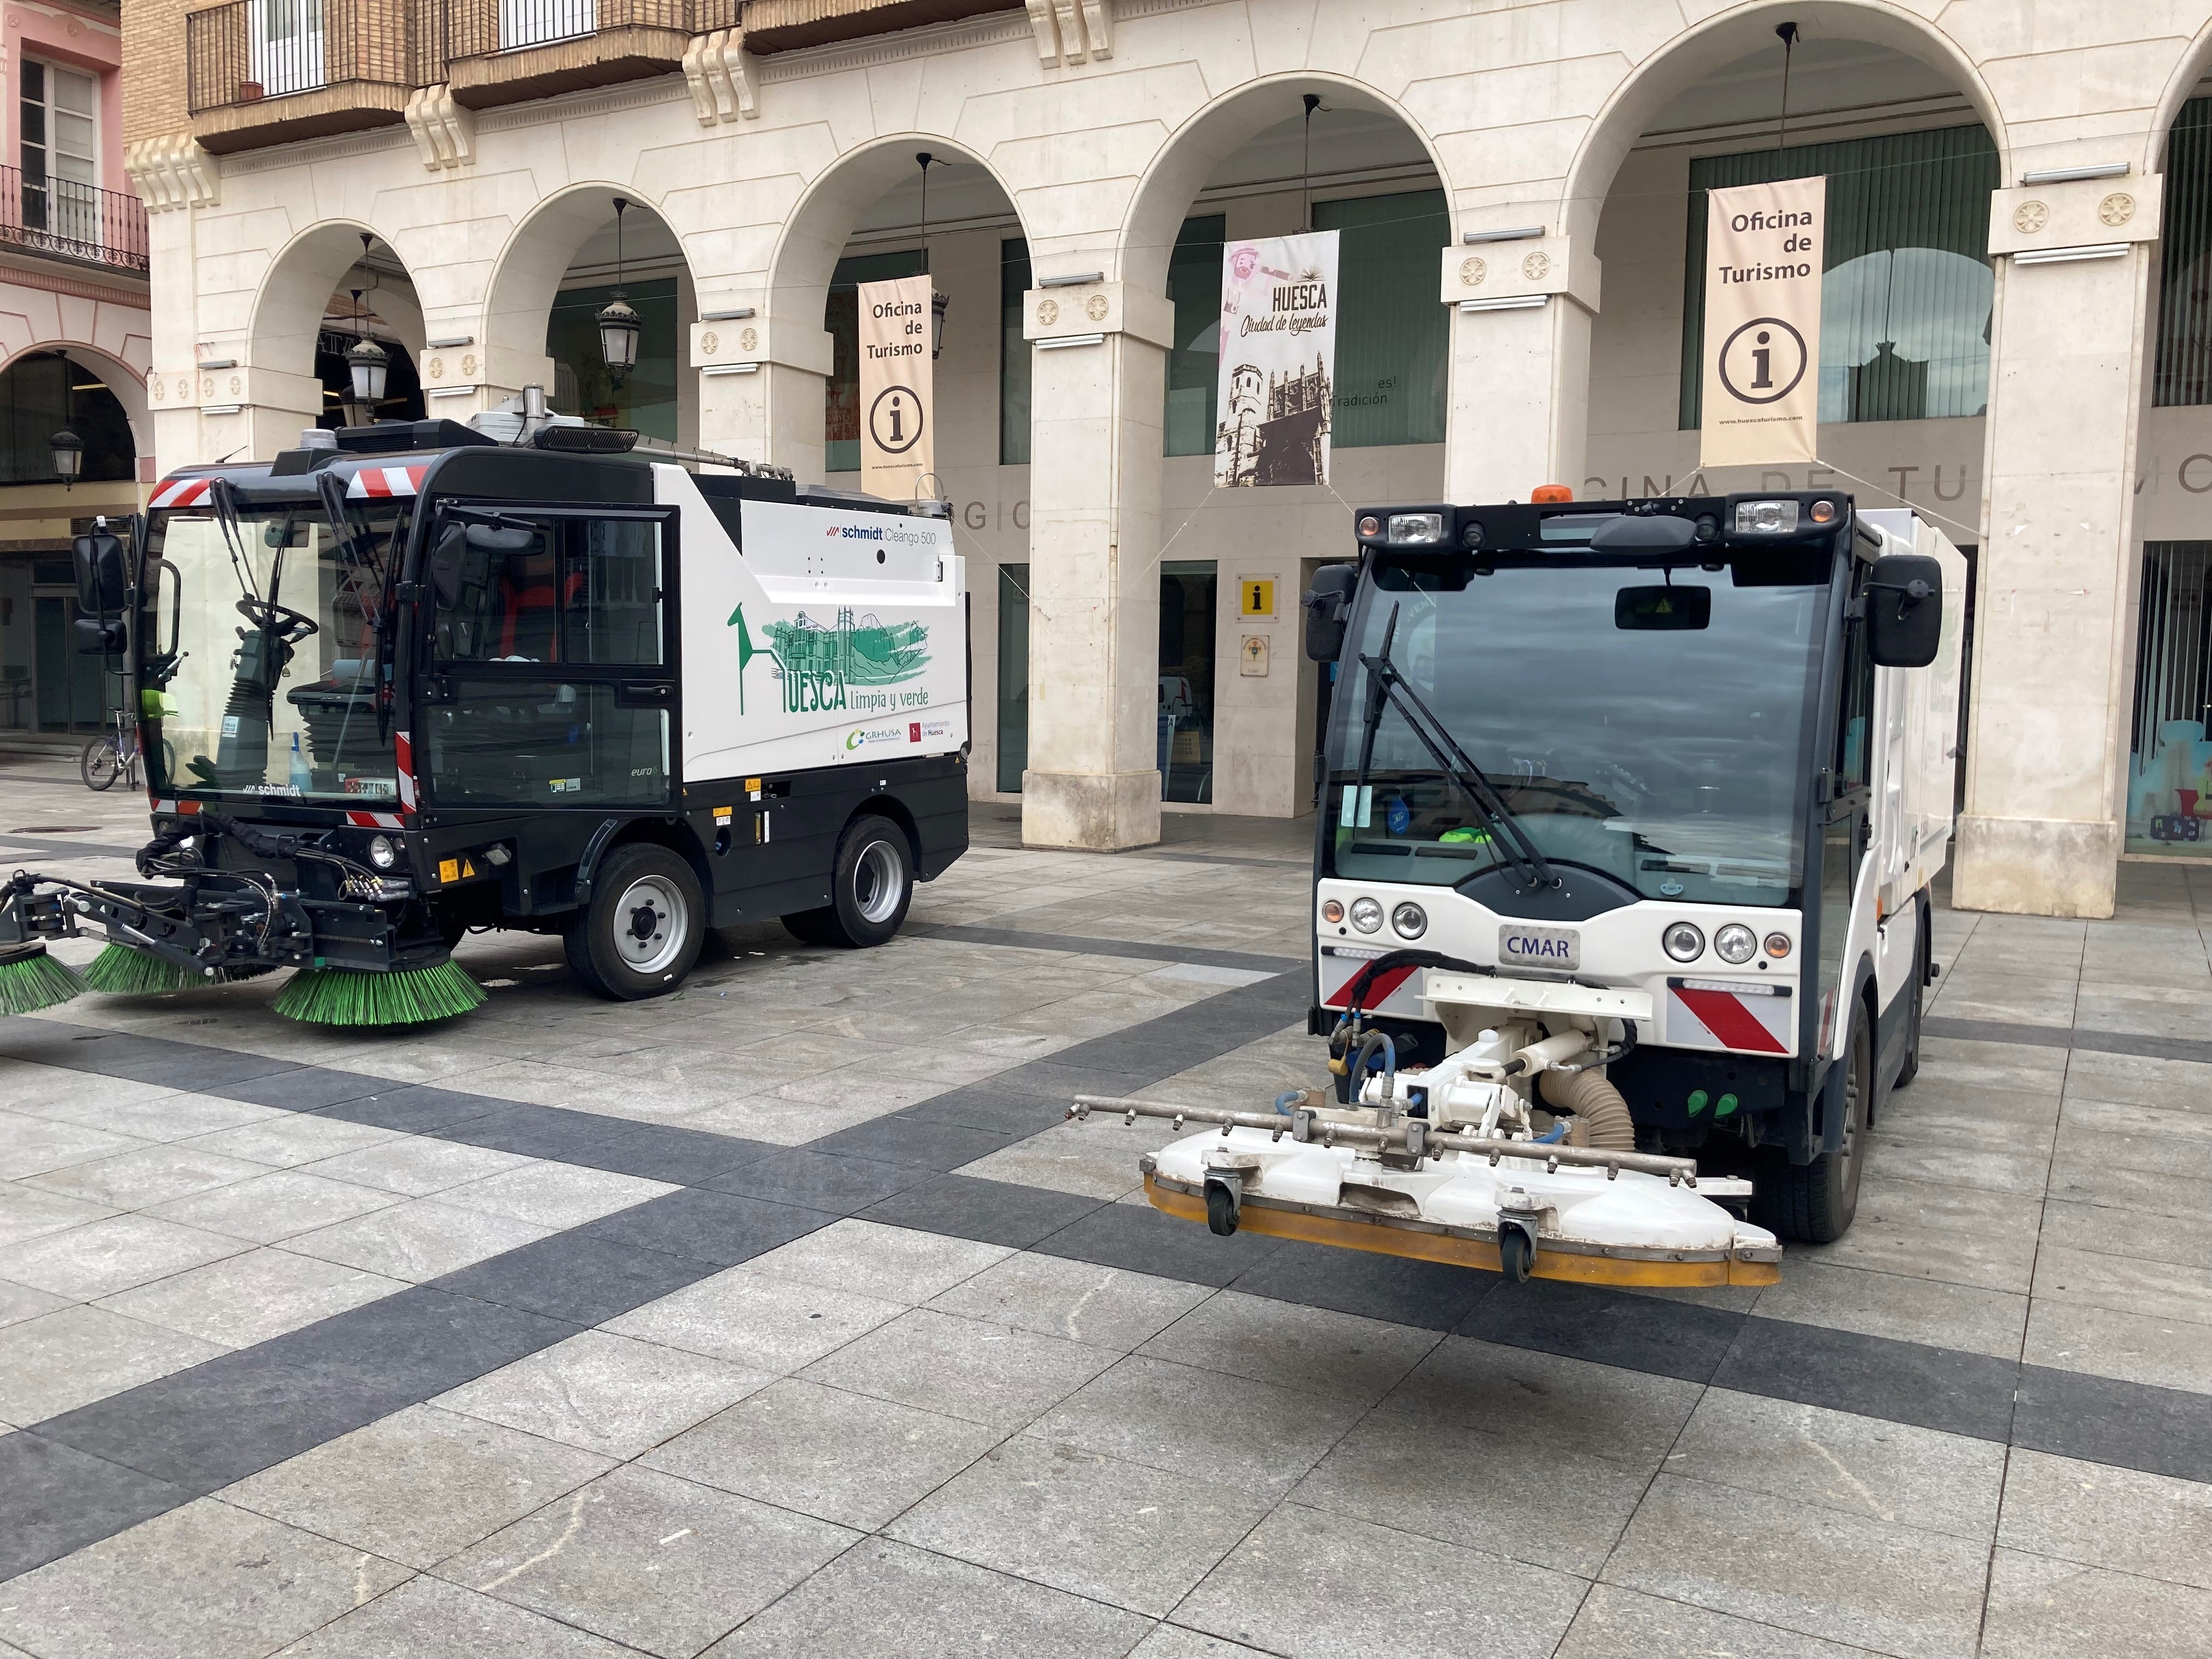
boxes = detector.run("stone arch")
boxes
[2149,18,2212,175]
[1115,73,1454,297]
[1559,1,2010,244]
[478,183,697,426]
[0,340,151,464]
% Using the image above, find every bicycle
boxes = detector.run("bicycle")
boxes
[80,710,142,791]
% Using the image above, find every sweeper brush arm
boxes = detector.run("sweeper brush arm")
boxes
[1068,1095,1701,1184]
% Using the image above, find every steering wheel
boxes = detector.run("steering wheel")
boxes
[237,596,319,644]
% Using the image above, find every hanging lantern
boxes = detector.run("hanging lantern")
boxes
[50,428,83,486]
[345,335,389,409]
[916,153,949,359]
[598,196,640,387]
[929,288,949,360]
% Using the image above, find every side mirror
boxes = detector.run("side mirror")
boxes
[71,530,128,616]
[427,523,470,609]
[72,615,126,656]
[1864,553,1942,668]
[1304,563,1359,663]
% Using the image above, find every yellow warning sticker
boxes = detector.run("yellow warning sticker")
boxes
[461,859,477,879]
[437,858,459,884]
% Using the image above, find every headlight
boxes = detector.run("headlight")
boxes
[1349,897,1384,934]
[1734,499,1800,534]
[1391,901,1427,939]
[1321,899,1344,925]
[1662,921,1704,962]
[1765,932,1793,958]
[367,835,397,870]
[1714,923,1757,964]
[1387,512,1445,544]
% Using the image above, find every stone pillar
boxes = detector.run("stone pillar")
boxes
[1440,235,1598,502]
[1019,279,1175,850]
[691,312,831,481]
[1952,176,2162,919]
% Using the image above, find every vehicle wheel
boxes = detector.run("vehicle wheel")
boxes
[780,815,913,949]
[564,843,704,1001]
[1205,1183,1239,1235]
[1893,926,1926,1090]
[1756,1013,1870,1244]
[1498,1227,1534,1283]
[81,738,121,791]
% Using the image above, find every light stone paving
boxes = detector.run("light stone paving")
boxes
[0,774,2209,1655]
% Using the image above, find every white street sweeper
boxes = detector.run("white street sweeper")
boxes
[1079,491,1965,1280]
[0,405,969,1025]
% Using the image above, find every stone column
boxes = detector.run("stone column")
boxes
[1019,279,1176,850]
[691,312,832,481]
[1440,235,1599,502]
[1952,176,2162,919]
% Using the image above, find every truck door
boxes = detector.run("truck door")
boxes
[1816,568,1877,1058]
[420,507,678,814]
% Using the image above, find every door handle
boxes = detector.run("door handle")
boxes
[616,681,672,707]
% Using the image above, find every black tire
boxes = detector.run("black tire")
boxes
[1893,915,1927,1090]
[1498,1227,1533,1283]
[1756,1012,1871,1244]
[780,815,913,949]
[564,843,705,1001]
[81,737,121,791]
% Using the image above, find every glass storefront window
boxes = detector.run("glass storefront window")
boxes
[997,562,1029,792]
[1001,239,1032,465]
[2155,98,2212,405]
[2128,542,2212,855]
[1164,216,1227,456]
[825,248,929,472]
[1679,125,2000,428]
[547,276,679,442]
[1312,190,1450,448]
[1159,560,1216,803]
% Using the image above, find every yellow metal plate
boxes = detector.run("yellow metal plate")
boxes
[1142,1175,1776,1289]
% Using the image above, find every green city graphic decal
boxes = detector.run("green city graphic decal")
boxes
[727,603,933,715]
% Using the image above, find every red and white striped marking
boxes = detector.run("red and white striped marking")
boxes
[147,477,213,509]
[393,731,417,811]
[1667,979,1795,1055]
[347,465,429,499]
[150,798,202,816]
[1319,947,1424,1014]
[344,809,405,830]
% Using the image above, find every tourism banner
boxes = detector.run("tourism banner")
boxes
[1214,229,1339,487]
[1700,177,1826,469]
[858,274,936,499]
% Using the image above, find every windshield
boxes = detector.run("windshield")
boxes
[1325,552,1832,906]
[138,498,411,803]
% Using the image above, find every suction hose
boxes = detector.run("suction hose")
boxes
[1538,1067,1637,1152]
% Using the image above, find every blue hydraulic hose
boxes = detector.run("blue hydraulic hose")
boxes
[1532,1120,1567,1144]
[1274,1090,1304,1115]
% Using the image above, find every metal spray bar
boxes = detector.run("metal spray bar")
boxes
[1068,1094,1701,1186]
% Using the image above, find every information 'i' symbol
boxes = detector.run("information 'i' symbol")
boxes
[1751,330,1773,390]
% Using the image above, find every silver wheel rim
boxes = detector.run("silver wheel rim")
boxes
[853,840,905,925]
[612,874,687,974]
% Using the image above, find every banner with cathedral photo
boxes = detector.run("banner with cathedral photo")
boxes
[1214,230,1339,487]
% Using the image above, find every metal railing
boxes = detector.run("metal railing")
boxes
[444,0,693,58]
[187,0,439,113]
[0,167,149,274]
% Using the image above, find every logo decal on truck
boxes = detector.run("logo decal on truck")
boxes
[727,603,932,718]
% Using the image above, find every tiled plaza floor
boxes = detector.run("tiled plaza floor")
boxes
[3,759,2210,1657]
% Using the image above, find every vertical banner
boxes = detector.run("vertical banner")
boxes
[1215,230,1339,487]
[1700,177,1826,469]
[859,275,935,499]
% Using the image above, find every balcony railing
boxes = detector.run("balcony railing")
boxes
[444,0,695,58]
[187,0,438,116]
[0,168,149,275]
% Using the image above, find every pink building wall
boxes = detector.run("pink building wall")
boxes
[4,1,126,192]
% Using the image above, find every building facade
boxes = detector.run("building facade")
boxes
[1,0,148,742]
[118,0,2212,917]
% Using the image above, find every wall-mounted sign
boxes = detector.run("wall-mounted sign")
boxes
[1240,634,1271,676]
[858,274,935,499]
[1700,177,1826,469]
[1237,577,1276,618]
[1215,230,1339,488]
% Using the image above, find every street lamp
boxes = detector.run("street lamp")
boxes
[916,153,948,359]
[345,334,389,410]
[49,428,82,488]
[597,197,641,387]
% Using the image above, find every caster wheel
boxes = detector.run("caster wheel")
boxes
[1205,1182,1240,1236]
[1498,1227,1533,1283]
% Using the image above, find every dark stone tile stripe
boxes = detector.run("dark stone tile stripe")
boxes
[905,922,1301,975]
[0,833,146,861]
[1924,1014,2212,1067]
[12,964,2212,1582]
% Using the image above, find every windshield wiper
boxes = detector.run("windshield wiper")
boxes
[1352,603,1558,891]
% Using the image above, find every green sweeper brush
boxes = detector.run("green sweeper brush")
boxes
[83,944,204,996]
[273,958,488,1027]
[0,941,88,1015]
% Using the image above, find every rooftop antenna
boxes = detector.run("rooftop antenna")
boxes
[1775,21,1799,150]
